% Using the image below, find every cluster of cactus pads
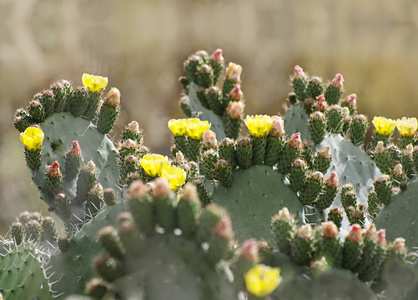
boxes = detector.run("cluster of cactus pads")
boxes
[3,49,418,299]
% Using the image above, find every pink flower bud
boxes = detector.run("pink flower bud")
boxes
[315,95,327,112]
[325,172,339,188]
[321,221,339,239]
[293,65,306,79]
[210,49,224,64]
[270,116,285,138]
[347,224,363,243]
[128,180,149,199]
[202,130,217,149]
[287,132,302,149]
[241,238,259,262]
[227,101,245,120]
[376,229,387,246]
[214,217,233,239]
[226,63,242,83]
[363,224,377,240]
[331,74,344,89]
[153,177,172,197]
[67,141,82,158]
[229,84,244,101]
[46,161,62,177]
[344,94,357,107]
[105,88,121,108]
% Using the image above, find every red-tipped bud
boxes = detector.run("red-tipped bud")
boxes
[331,74,344,89]
[104,88,121,108]
[321,221,339,239]
[227,101,245,120]
[270,116,285,138]
[128,180,149,199]
[210,49,224,64]
[214,217,233,239]
[347,224,363,243]
[325,172,339,188]
[315,95,327,112]
[376,229,387,246]
[288,132,302,149]
[229,84,243,101]
[68,141,82,158]
[241,238,259,262]
[153,177,172,197]
[46,161,62,177]
[293,65,306,79]
[344,94,357,107]
[202,130,217,149]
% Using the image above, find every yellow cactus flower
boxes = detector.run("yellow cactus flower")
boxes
[244,264,282,297]
[372,117,396,135]
[82,73,108,93]
[140,154,169,177]
[245,115,273,138]
[372,116,396,136]
[20,127,44,151]
[168,119,188,136]
[396,117,418,137]
[161,164,187,191]
[186,119,211,140]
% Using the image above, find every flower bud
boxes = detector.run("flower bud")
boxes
[214,217,233,239]
[331,73,344,89]
[126,121,140,133]
[68,141,82,157]
[376,229,387,246]
[363,224,377,240]
[226,101,245,120]
[210,49,224,63]
[153,177,172,196]
[128,180,149,199]
[226,62,242,83]
[46,161,62,177]
[344,94,357,107]
[347,224,363,243]
[296,224,314,240]
[202,130,217,149]
[321,221,339,239]
[104,88,121,108]
[241,238,259,262]
[325,172,339,188]
[229,84,243,101]
[270,116,285,138]
[287,132,302,149]
[315,95,327,112]
[293,65,306,79]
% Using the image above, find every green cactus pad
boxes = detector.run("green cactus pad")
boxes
[29,112,120,226]
[46,201,128,298]
[188,82,226,141]
[0,242,54,300]
[211,165,303,242]
[284,102,311,143]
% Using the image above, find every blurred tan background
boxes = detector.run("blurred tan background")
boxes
[1,0,418,235]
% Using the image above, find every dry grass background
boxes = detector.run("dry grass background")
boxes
[1,0,418,234]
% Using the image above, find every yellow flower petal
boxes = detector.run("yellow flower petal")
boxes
[20,127,44,151]
[161,165,186,191]
[396,117,418,137]
[372,116,396,136]
[168,119,187,136]
[245,264,282,297]
[82,73,108,93]
[245,115,273,138]
[186,119,211,140]
[140,154,169,177]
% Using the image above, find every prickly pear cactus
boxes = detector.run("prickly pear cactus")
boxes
[0,242,54,300]
[15,76,121,229]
